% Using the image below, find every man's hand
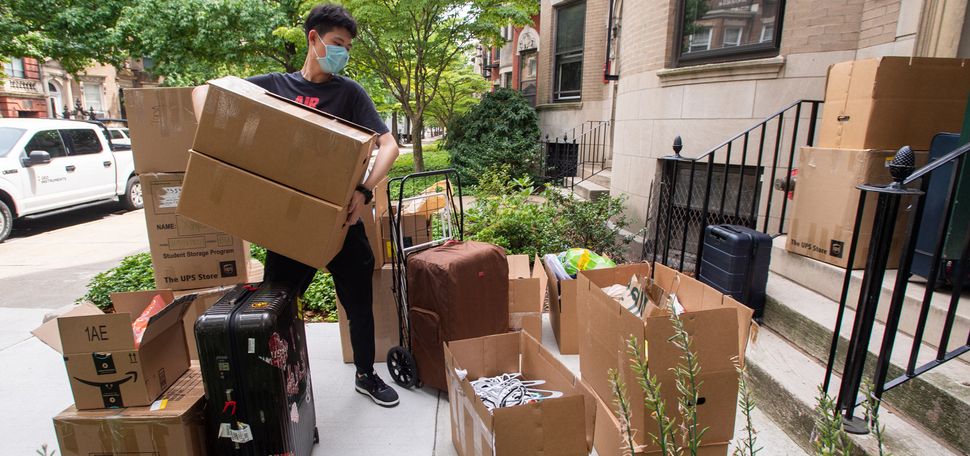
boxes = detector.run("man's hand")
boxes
[345,190,367,226]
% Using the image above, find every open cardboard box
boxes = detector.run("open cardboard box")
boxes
[507,255,546,340]
[578,262,754,450]
[540,256,579,354]
[34,291,194,410]
[338,265,399,363]
[53,363,206,456]
[444,331,595,456]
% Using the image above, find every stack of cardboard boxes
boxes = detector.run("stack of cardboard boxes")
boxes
[787,57,970,269]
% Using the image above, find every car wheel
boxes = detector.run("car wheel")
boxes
[121,175,143,211]
[0,200,12,243]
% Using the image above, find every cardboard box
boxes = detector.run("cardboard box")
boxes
[124,87,198,174]
[193,76,375,204]
[540,257,580,354]
[174,286,233,360]
[786,147,927,269]
[338,265,399,363]
[178,151,348,270]
[507,255,546,340]
[818,57,970,151]
[53,364,206,456]
[380,212,431,264]
[142,173,249,290]
[578,262,753,450]
[592,392,728,456]
[444,331,595,456]
[35,291,193,410]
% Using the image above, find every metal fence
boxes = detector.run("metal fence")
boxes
[539,120,611,190]
[642,99,823,273]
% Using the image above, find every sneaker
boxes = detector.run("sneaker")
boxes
[355,371,400,407]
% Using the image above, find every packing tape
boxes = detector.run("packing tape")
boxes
[286,130,309,179]
[213,91,235,130]
[236,112,260,149]
[54,420,79,453]
[158,90,174,138]
[209,165,228,205]
[285,196,303,222]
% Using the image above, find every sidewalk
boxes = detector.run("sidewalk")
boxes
[2,309,806,455]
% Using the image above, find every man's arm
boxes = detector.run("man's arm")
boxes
[191,85,209,123]
[346,132,399,224]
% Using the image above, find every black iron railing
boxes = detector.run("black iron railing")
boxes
[824,140,970,434]
[641,99,823,272]
[540,120,612,190]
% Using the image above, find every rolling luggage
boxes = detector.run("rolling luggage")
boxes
[405,241,509,390]
[196,282,318,455]
[698,224,771,321]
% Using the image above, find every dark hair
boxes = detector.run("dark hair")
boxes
[304,4,358,41]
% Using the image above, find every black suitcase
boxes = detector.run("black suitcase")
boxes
[698,224,771,321]
[196,282,318,455]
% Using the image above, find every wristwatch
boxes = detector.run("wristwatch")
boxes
[356,184,374,205]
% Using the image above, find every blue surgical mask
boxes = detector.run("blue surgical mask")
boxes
[312,42,349,74]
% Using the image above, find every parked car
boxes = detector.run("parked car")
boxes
[0,118,140,242]
[105,127,131,146]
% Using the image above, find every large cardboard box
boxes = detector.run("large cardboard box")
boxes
[124,87,197,174]
[444,331,595,456]
[53,364,206,456]
[174,286,233,359]
[338,265,399,363]
[380,212,431,264]
[786,147,926,269]
[578,263,753,450]
[193,76,375,204]
[540,257,580,354]
[507,255,546,340]
[142,173,249,290]
[178,151,348,270]
[36,290,193,410]
[818,57,970,151]
[592,392,728,456]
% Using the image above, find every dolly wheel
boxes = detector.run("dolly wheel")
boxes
[387,346,419,388]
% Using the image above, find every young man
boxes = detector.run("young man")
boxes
[192,4,401,407]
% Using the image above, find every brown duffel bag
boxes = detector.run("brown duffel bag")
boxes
[406,240,509,390]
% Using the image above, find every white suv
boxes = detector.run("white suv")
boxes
[0,118,140,242]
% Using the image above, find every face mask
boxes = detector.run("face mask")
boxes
[312,41,350,74]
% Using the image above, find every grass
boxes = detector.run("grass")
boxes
[387,141,454,199]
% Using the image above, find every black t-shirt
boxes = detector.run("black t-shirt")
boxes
[246,72,389,135]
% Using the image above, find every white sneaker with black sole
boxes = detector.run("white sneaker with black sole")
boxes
[355,371,400,407]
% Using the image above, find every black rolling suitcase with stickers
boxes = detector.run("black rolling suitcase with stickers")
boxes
[195,282,318,455]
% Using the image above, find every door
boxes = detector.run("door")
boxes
[60,128,116,201]
[20,129,74,213]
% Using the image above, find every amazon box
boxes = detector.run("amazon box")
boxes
[541,256,580,354]
[444,331,595,456]
[37,291,194,410]
[578,263,753,451]
[178,152,349,270]
[818,57,970,151]
[338,265,399,363]
[141,173,249,290]
[507,255,546,340]
[53,364,206,456]
[786,147,926,269]
[124,87,197,174]
[192,76,375,204]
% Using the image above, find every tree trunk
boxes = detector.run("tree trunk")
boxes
[411,115,425,172]
[391,111,400,145]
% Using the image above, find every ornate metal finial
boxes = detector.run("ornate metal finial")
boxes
[672,136,683,158]
[889,146,916,188]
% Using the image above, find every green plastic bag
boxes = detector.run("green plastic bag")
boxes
[558,248,615,277]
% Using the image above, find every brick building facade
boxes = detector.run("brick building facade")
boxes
[535,0,970,228]
[477,14,542,105]
[0,58,48,118]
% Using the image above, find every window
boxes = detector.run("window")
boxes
[25,130,67,159]
[83,83,104,113]
[61,129,103,155]
[0,128,26,157]
[503,72,513,88]
[3,58,25,78]
[110,130,125,140]
[723,26,743,47]
[675,0,785,67]
[554,1,586,101]
[520,51,538,106]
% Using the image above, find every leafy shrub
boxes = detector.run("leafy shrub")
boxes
[250,244,337,322]
[546,190,633,261]
[446,88,541,186]
[387,144,452,200]
[78,252,155,310]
